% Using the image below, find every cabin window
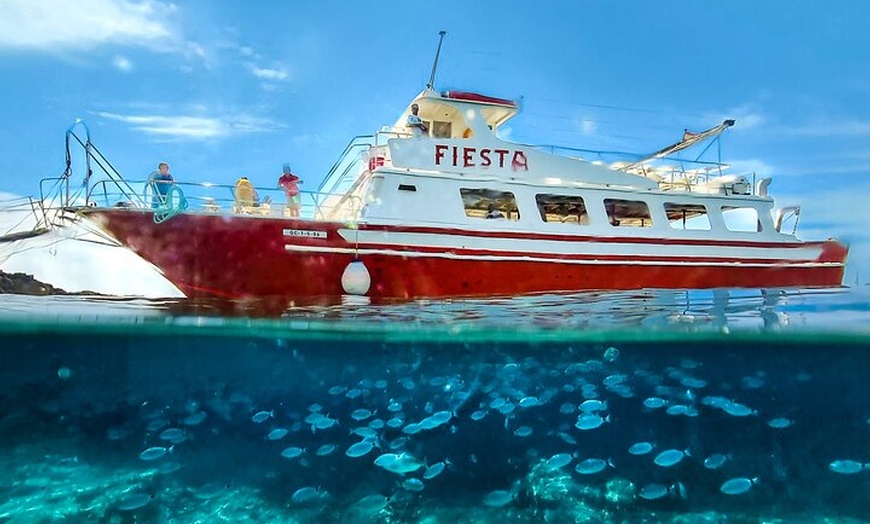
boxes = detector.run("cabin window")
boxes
[535,194,589,225]
[431,121,452,139]
[722,206,761,232]
[460,188,520,221]
[664,202,710,230]
[604,198,652,227]
[398,184,417,192]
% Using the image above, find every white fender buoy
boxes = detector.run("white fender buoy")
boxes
[341,259,371,296]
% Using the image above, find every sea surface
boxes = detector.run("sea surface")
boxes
[1,287,869,523]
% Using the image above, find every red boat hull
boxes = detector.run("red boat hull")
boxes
[81,209,849,306]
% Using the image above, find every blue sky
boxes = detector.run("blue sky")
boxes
[0,0,868,291]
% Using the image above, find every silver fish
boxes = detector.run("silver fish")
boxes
[720,477,756,495]
[251,410,273,423]
[139,446,170,461]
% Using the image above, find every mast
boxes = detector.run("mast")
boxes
[426,30,447,90]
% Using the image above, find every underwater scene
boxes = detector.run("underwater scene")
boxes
[1,288,869,523]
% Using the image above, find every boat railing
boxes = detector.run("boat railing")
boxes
[86,179,364,222]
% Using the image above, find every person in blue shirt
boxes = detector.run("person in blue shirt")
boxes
[148,162,174,208]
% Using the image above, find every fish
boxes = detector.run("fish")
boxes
[182,411,208,426]
[829,460,866,474]
[316,444,337,456]
[351,408,374,421]
[482,489,513,508]
[419,411,452,430]
[291,486,321,504]
[638,483,670,500]
[251,410,274,423]
[767,417,793,429]
[653,448,689,467]
[401,478,425,492]
[679,377,708,389]
[579,399,607,413]
[345,440,375,458]
[386,417,404,428]
[545,453,573,470]
[574,458,610,475]
[574,413,609,431]
[518,396,539,408]
[158,428,186,443]
[558,402,575,414]
[353,494,389,512]
[720,477,757,495]
[603,374,627,386]
[307,403,323,412]
[139,446,171,461]
[402,423,422,435]
[280,446,305,459]
[496,402,516,415]
[703,453,730,470]
[489,397,507,409]
[351,427,379,439]
[722,401,757,417]
[642,397,668,409]
[314,417,338,431]
[267,428,289,441]
[628,442,655,456]
[373,452,424,475]
[665,405,691,416]
[423,460,448,479]
[470,410,487,421]
[513,426,533,437]
[116,492,153,511]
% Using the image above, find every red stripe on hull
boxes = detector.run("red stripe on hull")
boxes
[82,210,848,304]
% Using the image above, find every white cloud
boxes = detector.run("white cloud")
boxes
[0,0,180,53]
[246,64,290,81]
[96,111,283,140]
[112,55,133,72]
[727,158,776,178]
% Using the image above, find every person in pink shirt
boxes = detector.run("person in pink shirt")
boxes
[277,164,302,217]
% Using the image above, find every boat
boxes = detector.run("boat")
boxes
[16,34,848,308]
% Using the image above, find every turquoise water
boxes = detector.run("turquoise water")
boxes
[1,287,869,523]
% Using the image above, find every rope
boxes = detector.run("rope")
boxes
[152,184,188,224]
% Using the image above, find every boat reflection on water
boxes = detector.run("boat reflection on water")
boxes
[1,286,863,336]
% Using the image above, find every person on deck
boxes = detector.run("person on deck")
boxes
[147,162,174,208]
[406,103,428,138]
[233,176,259,212]
[277,164,302,217]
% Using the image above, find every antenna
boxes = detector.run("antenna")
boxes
[426,30,447,90]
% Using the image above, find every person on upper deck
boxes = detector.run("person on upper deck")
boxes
[406,103,428,138]
[277,164,302,218]
[147,161,174,208]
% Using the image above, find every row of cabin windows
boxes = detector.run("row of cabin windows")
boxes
[459,188,762,233]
